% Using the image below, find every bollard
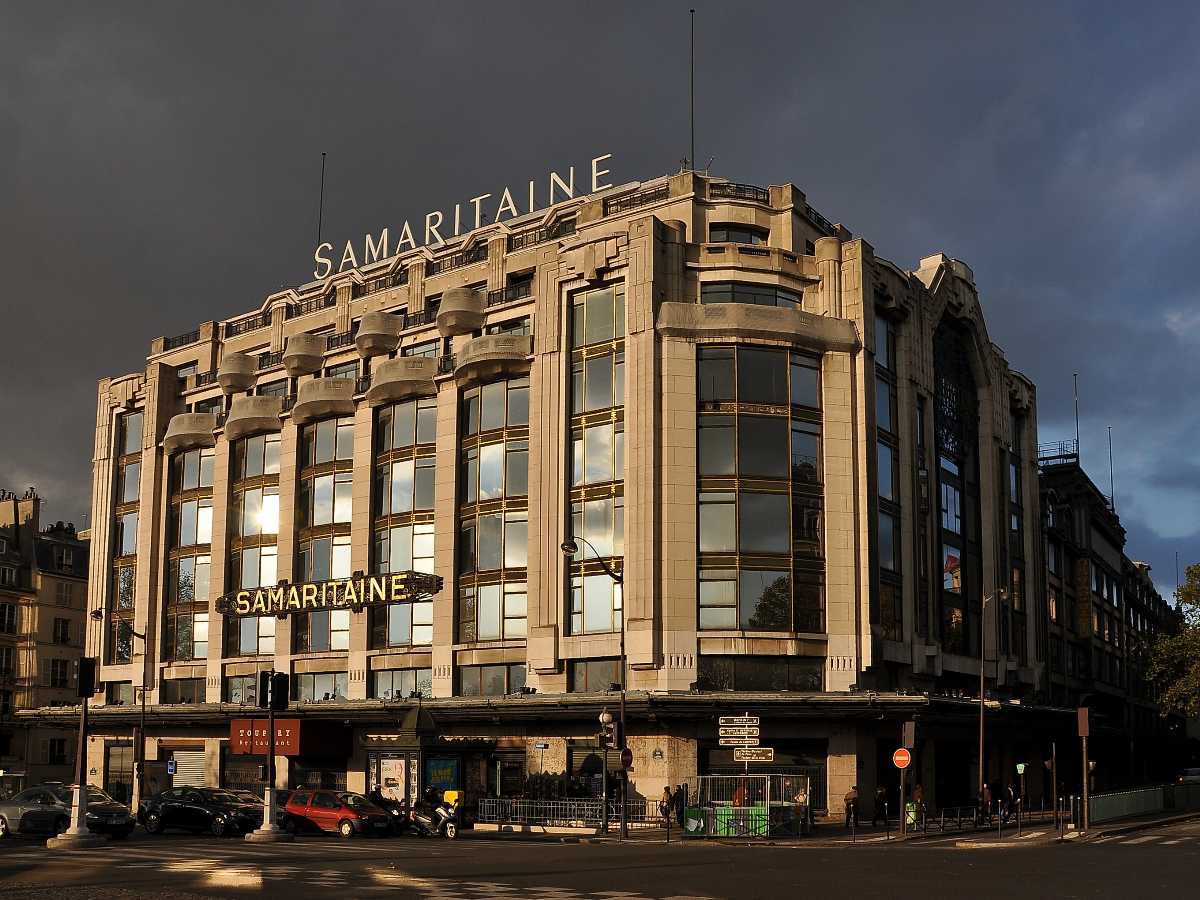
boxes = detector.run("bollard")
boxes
[884,802,890,841]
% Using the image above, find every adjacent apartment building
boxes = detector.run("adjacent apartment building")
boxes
[31,168,1065,814]
[1039,448,1182,788]
[0,489,89,795]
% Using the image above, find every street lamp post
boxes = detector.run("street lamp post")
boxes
[978,590,1006,810]
[92,609,148,808]
[562,537,626,841]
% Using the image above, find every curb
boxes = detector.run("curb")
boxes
[953,840,1029,849]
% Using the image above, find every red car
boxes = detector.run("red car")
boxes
[283,790,392,837]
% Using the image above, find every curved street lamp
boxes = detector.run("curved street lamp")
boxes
[562,537,627,840]
[90,608,148,806]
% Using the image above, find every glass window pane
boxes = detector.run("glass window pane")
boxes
[506,443,528,497]
[738,493,789,553]
[584,355,613,412]
[334,475,353,523]
[332,537,352,580]
[878,441,895,501]
[584,423,614,485]
[738,416,789,478]
[335,421,353,460]
[119,511,138,555]
[478,513,503,570]
[583,286,614,345]
[583,574,614,633]
[876,379,894,432]
[244,436,264,478]
[879,512,897,571]
[697,348,734,402]
[261,488,279,535]
[698,416,735,476]
[413,525,434,573]
[315,420,335,464]
[699,494,736,553]
[416,399,437,444]
[478,584,501,640]
[390,460,414,514]
[481,664,507,696]
[199,449,215,487]
[388,603,411,645]
[241,547,260,589]
[414,458,435,510]
[480,382,505,431]
[507,380,529,425]
[504,513,528,569]
[583,497,614,557]
[479,443,504,500]
[462,391,479,437]
[263,436,280,475]
[389,525,413,572]
[122,412,143,455]
[182,452,199,491]
[242,489,262,537]
[791,358,820,407]
[791,423,821,483]
[740,570,791,631]
[572,438,584,487]
[179,501,197,547]
[260,547,277,587]
[196,500,212,545]
[737,348,787,405]
[943,544,961,593]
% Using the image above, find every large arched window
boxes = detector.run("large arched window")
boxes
[933,320,981,656]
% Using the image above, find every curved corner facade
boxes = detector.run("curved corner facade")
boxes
[74,171,1059,815]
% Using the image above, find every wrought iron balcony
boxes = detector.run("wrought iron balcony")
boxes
[709,181,770,204]
[506,218,576,252]
[257,350,284,370]
[603,184,669,216]
[224,312,271,338]
[285,293,337,319]
[427,244,488,276]
[486,281,534,307]
[351,269,408,299]
[163,329,200,351]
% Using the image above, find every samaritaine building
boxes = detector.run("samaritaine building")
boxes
[49,169,1059,814]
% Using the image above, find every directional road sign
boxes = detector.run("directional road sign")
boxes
[734,748,775,763]
[718,726,760,738]
[719,716,760,726]
[719,737,760,747]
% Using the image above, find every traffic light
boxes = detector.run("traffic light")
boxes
[77,657,97,698]
[270,672,289,711]
[257,671,271,709]
[600,714,617,749]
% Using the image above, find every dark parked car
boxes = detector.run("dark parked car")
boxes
[283,790,392,837]
[0,784,134,839]
[138,787,263,836]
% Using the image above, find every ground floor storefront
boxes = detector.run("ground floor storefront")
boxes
[19,692,1085,819]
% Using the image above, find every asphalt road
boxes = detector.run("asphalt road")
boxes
[1,819,1198,899]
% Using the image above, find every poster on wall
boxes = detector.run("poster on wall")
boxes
[379,758,407,802]
[424,757,459,794]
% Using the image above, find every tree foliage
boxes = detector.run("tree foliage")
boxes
[1145,562,1200,718]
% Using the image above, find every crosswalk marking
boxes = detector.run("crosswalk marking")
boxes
[1121,836,1158,844]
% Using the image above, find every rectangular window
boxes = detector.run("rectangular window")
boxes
[569,573,622,635]
[294,672,348,702]
[568,658,622,693]
[876,378,896,433]
[372,668,433,700]
[940,483,962,534]
[120,411,143,456]
[878,512,898,571]
[50,658,71,688]
[457,663,526,697]
[53,617,70,644]
[878,441,897,501]
[106,681,134,705]
[301,417,354,466]
[119,461,141,504]
[160,678,204,704]
[875,317,894,370]
[238,433,281,479]
[942,545,962,594]
[116,511,138,556]
[698,568,737,629]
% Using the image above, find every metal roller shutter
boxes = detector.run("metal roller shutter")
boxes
[170,750,207,788]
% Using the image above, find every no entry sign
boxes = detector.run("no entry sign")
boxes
[892,748,912,770]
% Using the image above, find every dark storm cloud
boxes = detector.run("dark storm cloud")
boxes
[2,0,1198,593]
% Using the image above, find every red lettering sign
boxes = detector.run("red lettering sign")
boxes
[230,718,301,756]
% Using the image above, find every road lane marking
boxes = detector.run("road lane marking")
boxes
[1121,836,1157,844]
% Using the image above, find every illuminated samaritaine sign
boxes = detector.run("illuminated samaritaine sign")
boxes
[217,571,443,619]
[313,153,615,280]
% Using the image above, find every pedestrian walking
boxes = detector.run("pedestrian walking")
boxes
[982,782,993,825]
[912,783,925,829]
[844,785,860,829]
[871,784,887,827]
[673,783,687,828]
[660,787,672,827]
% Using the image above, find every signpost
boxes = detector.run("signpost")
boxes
[720,714,766,772]
[734,748,775,763]
[1078,707,1090,833]
[893,747,912,837]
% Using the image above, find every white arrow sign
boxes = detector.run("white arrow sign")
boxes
[719,716,760,726]
[719,737,760,747]
[719,726,760,738]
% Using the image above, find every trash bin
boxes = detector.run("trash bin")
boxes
[682,807,707,837]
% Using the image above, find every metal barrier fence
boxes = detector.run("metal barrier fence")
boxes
[476,798,658,830]
[681,775,812,839]
[1071,782,1200,826]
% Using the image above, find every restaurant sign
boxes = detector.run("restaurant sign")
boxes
[217,571,443,619]
[230,719,301,756]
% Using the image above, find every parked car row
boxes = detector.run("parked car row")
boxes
[0,784,135,839]
[0,782,459,841]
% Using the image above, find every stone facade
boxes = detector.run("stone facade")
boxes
[39,170,1075,815]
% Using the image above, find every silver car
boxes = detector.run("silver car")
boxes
[0,785,71,837]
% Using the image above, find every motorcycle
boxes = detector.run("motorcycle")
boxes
[409,788,460,840]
